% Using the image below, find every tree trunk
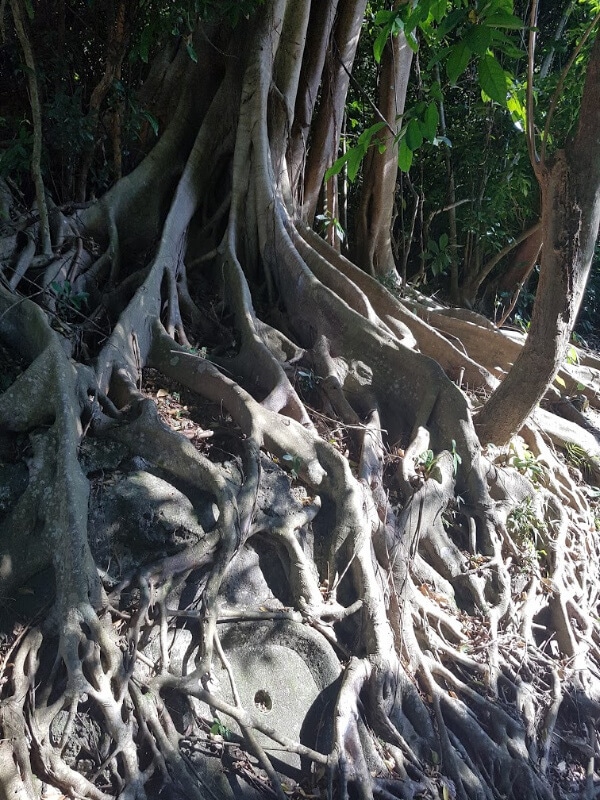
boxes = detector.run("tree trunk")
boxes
[75,0,130,201]
[1,5,600,800]
[10,0,52,255]
[287,0,340,205]
[355,31,413,277]
[301,0,367,223]
[476,33,600,446]
[490,224,543,325]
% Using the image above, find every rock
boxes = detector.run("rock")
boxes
[88,469,217,573]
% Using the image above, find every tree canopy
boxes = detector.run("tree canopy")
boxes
[1,2,600,800]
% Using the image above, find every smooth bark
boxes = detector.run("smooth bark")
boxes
[355,31,413,277]
[301,0,367,223]
[476,33,600,445]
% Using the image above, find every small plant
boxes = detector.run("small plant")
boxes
[565,345,580,366]
[424,233,452,278]
[417,448,439,478]
[492,290,512,324]
[376,271,401,296]
[565,442,599,478]
[0,120,33,179]
[513,313,531,333]
[507,443,544,483]
[450,440,462,476]
[50,280,89,319]
[507,497,547,568]
[295,368,320,392]
[282,453,302,480]
[209,719,231,739]
[315,211,345,243]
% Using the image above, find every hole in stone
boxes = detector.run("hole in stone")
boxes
[254,689,272,713]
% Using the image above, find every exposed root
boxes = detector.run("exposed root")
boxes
[1,7,600,799]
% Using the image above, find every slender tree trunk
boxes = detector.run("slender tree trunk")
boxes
[476,33,600,446]
[485,224,543,323]
[437,65,460,303]
[301,0,367,223]
[540,1,576,78]
[75,0,130,201]
[287,0,339,205]
[10,0,52,255]
[355,31,413,277]
[466,222,542,312]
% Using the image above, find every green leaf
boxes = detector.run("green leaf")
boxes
[478,54,508,105]
[439,232,449,249]
[139,26,152,63]
[555,375,566,388]
[437,8,467,38]
[483,11,524,29]
[406,118,423,151]
[506,91,526,127]
[566,346,579,365]
[373,24,393,64]
[446,41,471,84]
[358,121,387,146]
[186,40,198,63]
[374,9,395,25]
[429,80,443,102]
[489,29,524,59]
[141,110,159,137]
[398,138,413,172]
[431,0,448,24]
[346,145,366,182]
[422,102,439,142]
[465,24,493,55]
[324,153,349,182]
[24,0,34,19]
[406,30,419,53]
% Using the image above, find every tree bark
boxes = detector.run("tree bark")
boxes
[287,0,340,204]
[10,0,52,255]
[355,30,413,277]
[467,222,542,314]
[476,33,600,446]
[301,0,367,223]
[75,0,131,201]
[2,5,600,800]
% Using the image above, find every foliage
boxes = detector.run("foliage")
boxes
[0,120,33,180]
[450,438,461,475]
[424,232,452,277]
[209,718,232,739]
[131,0,265,64]
[315,211,345,243]
[418,447,439,478]
[50,280,89,320]
[282,453,302,480]
[506,496,547,567]
[507,442,544,483]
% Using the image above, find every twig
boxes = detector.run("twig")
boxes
[335,49,396,136]
[526,0,540,173]
[541,10,600,164]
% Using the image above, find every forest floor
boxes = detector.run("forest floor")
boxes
[1,327,599,799]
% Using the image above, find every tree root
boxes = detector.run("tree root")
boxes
[1,10,600,797]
